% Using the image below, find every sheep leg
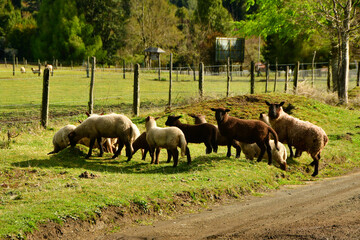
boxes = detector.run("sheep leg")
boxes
[97,137,104,157]
[166,149,172,163]
[142,149,148,160]
[186,146,191,164]
[295,149,302,158]
[226,140,232,157]
[256,142,268,163]
[288,144,294,158]
[265,140,272,165]
[172,148,179,167]
[311,158,319,177]
[205,141,212,154]
[125,142,132,161]
[233,141,241,158]
[86,138,96,159]
[149,147,155,164]
[112,140,124,159]
[155,148,161,164]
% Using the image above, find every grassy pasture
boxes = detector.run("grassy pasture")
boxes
[0,64,360,238]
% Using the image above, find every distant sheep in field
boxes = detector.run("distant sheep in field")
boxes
[265,101,328,177]
[145,116,191,167]
[20,67,26,73]
[211,107,279,166]
[165,115,218,154]
[189,113,242,158]
[31,67,40,74]
[45,64,53,75]
[68,113,137,160]
[239,140,287,170]
[48,125,76,154]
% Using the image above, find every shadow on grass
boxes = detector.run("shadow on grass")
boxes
[11,147,239,175]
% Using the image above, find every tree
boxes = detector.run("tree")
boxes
[124,0,183,59]
[32,0,103,63]
[234,0,360,104]
[76,0,131,63]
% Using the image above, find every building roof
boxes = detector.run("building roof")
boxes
[144,47,165,53]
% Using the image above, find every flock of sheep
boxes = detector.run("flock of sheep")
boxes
[19,64,53,74]
[48,101,328,177]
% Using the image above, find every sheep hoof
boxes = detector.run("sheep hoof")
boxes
[111,154,118,159]
[85,155,91,159]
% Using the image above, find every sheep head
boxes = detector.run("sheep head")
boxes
[145,116,158,130]
[165,115,182,126]
[265,101,285,120]
[188,114,207,124]
[68,131,80,147]
[211,107,230,124]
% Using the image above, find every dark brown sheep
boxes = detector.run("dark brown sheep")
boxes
[165,115,218,154]
[210,107,279,165]
[188,113,242,158]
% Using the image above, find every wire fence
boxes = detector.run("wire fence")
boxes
[1,61,359,123]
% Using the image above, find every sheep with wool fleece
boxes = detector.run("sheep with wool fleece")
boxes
[68,113,136,160]
[265,101,328,177]
[48,125,76,154]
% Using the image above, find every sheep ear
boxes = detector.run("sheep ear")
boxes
[145,116,150,121]
[176,116,182,120]
[260,113,263,117]
[225,109,230,112]
[279,101,285,106]
[78,120,82,124]
[265,101,271,106]
[188,114,195,118]
[85,112,90,117]
[210,108,216,111]
[155,117,160,120]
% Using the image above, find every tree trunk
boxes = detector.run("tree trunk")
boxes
[338,1,351,104]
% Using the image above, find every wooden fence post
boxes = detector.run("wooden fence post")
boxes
[199,62,204,98]
[294,61,299,94]
[86,57,90,78]
[158,55,161,81]
[88,57,96,114]
[133,63,140,116]
[16,57,18,67]
[123,59,126,79]
[250,61,255,94]
[227,57,230,97]
[274,61,278,92]
[4,58,7,68]
[38,63,41,76]
[357,61,360,87]
[41,68,50,128]
[265,63,269,93]
[285,66,289,93]
[12,54,15,76]
[193,63,196,81]
[168,53,173,107]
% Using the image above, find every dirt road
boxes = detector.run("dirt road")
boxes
[103,171,360,240]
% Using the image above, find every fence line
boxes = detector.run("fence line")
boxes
[1,60,360,124]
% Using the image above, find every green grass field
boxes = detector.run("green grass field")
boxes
[1,65,360,238]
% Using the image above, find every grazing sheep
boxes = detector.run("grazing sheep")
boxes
[68,113,136,160]
[145,116,191,167]
[48,125,76,154]
[165,115,218,154]
[189,113,242,158]
[20,67,26,73]
[265,101,328,177]
[239,140,287,170]
[210,107,279,166]
[31,67,40,74]
[78,137,117,154]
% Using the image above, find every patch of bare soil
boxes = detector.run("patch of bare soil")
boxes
[102,171,360,240]
[25,171,360,240]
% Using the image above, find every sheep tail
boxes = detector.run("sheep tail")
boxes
[268,127,279,151]
[179,134,187,157]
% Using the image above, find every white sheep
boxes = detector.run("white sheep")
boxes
[45,64,53,75]
[145,116,191,167]
[68,113,137,160]
[48,125,76,155]
[20,66,26,73]
[265,101,328,176]
[239,140,287,170]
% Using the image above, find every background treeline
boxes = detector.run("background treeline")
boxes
[0,0,357,67]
